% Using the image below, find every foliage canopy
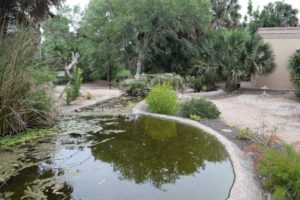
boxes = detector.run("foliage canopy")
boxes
[248,1,299,33]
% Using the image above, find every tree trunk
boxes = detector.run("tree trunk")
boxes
[225,80,240,92]
[65,52,80,78]
[59,52,80,99]
[135,49,142,80]
[135,36,147,80]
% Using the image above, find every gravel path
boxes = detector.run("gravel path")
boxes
[210,92,300,149]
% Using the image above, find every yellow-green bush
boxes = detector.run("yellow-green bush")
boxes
[146,83,178,115]
[237,128,254,140]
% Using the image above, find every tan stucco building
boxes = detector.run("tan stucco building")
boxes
[252,27,300,90]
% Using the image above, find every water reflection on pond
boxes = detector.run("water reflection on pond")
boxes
[0,103,234,200]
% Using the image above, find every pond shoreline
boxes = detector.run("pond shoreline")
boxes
[0,92,123,149]
[133,100,266,200]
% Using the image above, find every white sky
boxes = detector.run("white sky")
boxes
[65,0,89,9]
[65,0,300,18]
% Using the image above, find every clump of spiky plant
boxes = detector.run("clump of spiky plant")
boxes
[0,27,55,135]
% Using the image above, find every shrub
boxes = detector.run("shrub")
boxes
[189,114,202,121]
[186,75,217,92]
[150,73,185,91]
[146,83,178,115]
[237,128,254,140]
[0,27,55,136]
[120,79,149,97]
[66,67,83,105]
[186,63,219,92]
[289,51,300,95]
[66,85,75,105]
[86,92,93,100]
[180,98,220,119]
[257,146,300,200]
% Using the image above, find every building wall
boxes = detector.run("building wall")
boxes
[254,38,300,90]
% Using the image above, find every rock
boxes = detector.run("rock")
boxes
[221,129,233,133]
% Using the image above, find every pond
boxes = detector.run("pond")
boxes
[0,99,234,200]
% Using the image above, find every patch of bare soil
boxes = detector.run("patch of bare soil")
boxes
[210,91,300,150]
[53,81,122,114]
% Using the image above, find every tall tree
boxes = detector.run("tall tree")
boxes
[0,0,64,33]
[211,0,241,29]
[82,0,212,79]
[42,6,82,73]
[248,1,299,33]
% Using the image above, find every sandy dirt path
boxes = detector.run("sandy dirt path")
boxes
[211,93,300,149]
[54,81,122,114]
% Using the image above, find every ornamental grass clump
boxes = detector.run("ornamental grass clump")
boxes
[146,83,178,115]
[0,27,55,136]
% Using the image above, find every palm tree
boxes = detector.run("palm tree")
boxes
[211,0,241,29]
[244,34,275,78]
[201,28,275,91]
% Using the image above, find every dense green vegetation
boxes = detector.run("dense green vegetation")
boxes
[210,0,241,29]
[247,1,299,33]
[81,0,211,80]
[42,6,83,72]
[41,0,299,93]
[0,27,55,136]
[146,83,178,115]
[0,0,63,34]
[200,28,275,90]
[180,98,220,119]
[66,67,83,105]
[289,51,300,92]
[258,146,300,200]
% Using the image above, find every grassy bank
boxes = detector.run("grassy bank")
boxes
[0,127,57,149]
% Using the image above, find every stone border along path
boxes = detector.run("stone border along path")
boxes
[132,100,265,200]
[61,94,122,114]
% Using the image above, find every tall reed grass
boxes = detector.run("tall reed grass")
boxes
[0,27,55,136]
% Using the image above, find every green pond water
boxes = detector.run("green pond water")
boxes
[0,100,234,200]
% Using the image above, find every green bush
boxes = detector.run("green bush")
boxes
[180,98,220,119]
[146,83,178,115]
[237,128,254,140]
[121,79,149,97]
[66,67,83,105]
[186,64,219,92]
[258,146,300,200]
[116,69,132,80]
[289,52,300,90]
[66,85,75,105]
